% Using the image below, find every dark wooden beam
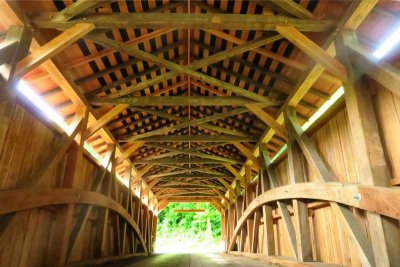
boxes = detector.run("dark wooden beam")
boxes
[131,158,241,165]
[145,143,241,164]
[159,174,234,180]
[124,134,257,143]
[85,34,282,103]
[50,0,116,22]
[15,23,94,78]
[91,96,270,107]
[271,0,315,19]
[118,106,265,142]
[33,13,334,31]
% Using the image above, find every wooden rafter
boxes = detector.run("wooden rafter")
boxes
[33,13,334,31]
[276,25,348,82]
[15,23,94,78]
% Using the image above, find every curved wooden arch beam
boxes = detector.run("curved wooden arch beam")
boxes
[0,188,148,255]
[228,182,400,250]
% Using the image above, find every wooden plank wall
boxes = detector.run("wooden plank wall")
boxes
[247,83,400,266]
[0,98,154,266]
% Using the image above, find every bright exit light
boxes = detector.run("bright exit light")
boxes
[373,24,400,59]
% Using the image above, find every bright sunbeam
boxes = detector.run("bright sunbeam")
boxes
[373,24,400,59]
[17,80,70,132]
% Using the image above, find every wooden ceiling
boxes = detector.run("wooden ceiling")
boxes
[8,0,396,206]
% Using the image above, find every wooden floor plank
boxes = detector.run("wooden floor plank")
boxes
[100,253,276,267]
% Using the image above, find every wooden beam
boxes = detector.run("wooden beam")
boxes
[0,188,148,252]
[223,163,245,185]
[238,0,377,184]
[203,29,341,85]
[88,33,280,98]
[49,107,89,266]
[65,144,115,260]
[86,34,279,103]
[91,96,267,107]
[158,181,225,188]
[15,23,94,78]
[0,108,87,239]
[118,105,262,142]
[231,142,260,169]
[157,185,224,190]
[156,165,228,176]
[85,58,182,97]
[68,28,174,69]
[146,143,240,164]
[345,34,400,97]
[133,106,249,137]
[245,104,287,139]
[85,104,128,139]
[1,182,398,222]
[276,25,348,82]
[132,158,239,165]
[51,0,115,22]
[0,25,31,81]
[147,170,228,180]
[284,108,312,261]
[217,178,236,198]
[259,146,297,258]
[259,150,275,256]
[285,109,376,266]
[116,141,146,165]
[127,134,257,143]
[33,13,334,31]
[271,0,315,19]
[159,174,233,180]
[133,163,155,184]
[337,31,400,266]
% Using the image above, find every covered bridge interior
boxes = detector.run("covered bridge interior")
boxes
[0,0,399,266]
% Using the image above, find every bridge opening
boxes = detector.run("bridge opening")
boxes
[155,202,223,253]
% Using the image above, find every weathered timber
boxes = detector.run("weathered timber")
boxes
[15,23,94,78]
[33,13,334,31]
[124,134,258,143]
[131,157,242,165]
[159,174,234,180]
[91,96,271,107]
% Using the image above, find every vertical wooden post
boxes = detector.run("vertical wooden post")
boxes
[260,144,297,259]
[250,177,262,253]
[244,164,254,252]
[121,167,131,254]
[258,151,275,256]
[152,213,158,253]
[133,180,142,253]
[234,178,244,251]
[338,31,400,266]
[94,144,115,258]
[285,107,313,261]
[49,107,88,266]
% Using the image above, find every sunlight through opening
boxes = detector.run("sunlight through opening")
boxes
[155,202,224,253]
[373,23,400,59]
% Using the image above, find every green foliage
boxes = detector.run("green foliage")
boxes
[156,202,221,244]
